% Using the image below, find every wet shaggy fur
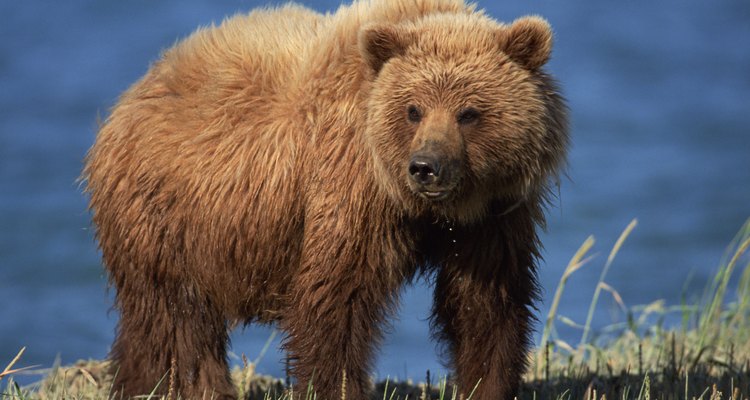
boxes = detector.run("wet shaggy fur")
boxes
[84,0,568,399]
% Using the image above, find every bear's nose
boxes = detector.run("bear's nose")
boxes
[408,156,441,185]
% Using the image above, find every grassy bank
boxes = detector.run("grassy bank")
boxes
[3,219,749,399]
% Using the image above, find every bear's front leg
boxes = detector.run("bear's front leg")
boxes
[281,205,408,399]
[430,214,539,399]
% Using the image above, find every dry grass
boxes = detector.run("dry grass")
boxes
[3,218,749,399]
[523,218,750,400]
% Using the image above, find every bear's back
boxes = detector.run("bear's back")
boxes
[158,5,325,103]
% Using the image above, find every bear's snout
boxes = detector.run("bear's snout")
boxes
[407,151,460,201]
[408,155,440,185]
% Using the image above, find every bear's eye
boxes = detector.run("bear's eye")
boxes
[457,107,481,125]
[406,105,422,123]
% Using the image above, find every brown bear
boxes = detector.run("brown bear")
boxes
[83,0,568,399]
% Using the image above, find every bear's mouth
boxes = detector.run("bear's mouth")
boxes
[418,189,452,202]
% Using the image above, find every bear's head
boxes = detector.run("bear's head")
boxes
[359,13,568,224]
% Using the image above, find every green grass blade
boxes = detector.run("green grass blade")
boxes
[580,219,638,348]
[253,330,278,366]
[698,220,750,348]
[536,235,595,376]
[465,378,481,400]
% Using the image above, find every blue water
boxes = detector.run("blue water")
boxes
[1,0,749,383]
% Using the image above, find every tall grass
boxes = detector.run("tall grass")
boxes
[529,218,750,400]
[3,219,750,399]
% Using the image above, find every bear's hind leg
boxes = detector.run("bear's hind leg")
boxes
[110,280,235,399]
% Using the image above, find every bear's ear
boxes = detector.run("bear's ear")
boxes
[359,24,412,75]
[499,16,553,70]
